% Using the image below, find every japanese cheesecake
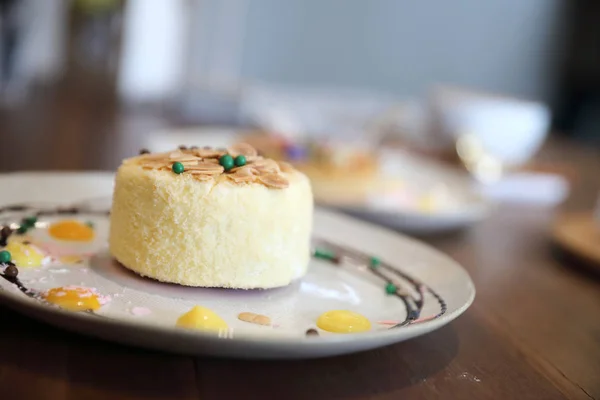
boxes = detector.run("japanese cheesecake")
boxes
[109,143,313,289]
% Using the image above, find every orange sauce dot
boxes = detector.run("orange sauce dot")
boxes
[48,220,94,242]
[44,286,101,311]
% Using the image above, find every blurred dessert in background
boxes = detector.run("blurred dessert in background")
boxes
[241,131,401,205]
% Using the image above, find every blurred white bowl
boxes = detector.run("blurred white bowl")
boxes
[428,86,550,167]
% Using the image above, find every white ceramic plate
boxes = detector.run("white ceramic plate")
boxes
[0,173,474,359]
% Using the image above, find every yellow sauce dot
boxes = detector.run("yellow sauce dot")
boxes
[317,310,371,333]
[48,220,95,242]
[5,241,45,267]
[176,306,228,332]
[44,287,101,311]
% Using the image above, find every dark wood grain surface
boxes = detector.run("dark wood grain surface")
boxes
[0,80,599,400]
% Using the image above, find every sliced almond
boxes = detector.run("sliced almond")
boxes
[244,155,262,163]
[168,150,185,159]
[187,161,221,168]
[203,158,220,164]
[228,142,258,158]
[186,163,225,173]
[258,173,289,189]
[141,161,168,170]
[187,168,223,175]
[192,174,214,181]
[251,158,277,167]
[144,167,170,172]
[229,165,256,176]
[172,160,200,167]
[171,156,202,163]
[188,170,223,176]
[254,166,280,174]
[238,312,271,326]
[227,174,256,183]
[277,161,295,172]
[228,167,257,182]
[169,151,202,162]
[253,159,281,174]
[193,148,225,158]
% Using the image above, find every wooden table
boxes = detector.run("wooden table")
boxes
[1,82,600,399]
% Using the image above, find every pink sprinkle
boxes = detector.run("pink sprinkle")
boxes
[98,295,111,305]
[377,320,401,326]
[79,292,93,298]
[130,307,151,316]
[55,291,67,297]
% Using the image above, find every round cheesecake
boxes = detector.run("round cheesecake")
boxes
[109,144,313,289]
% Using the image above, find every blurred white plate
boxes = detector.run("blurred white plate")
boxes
[339,149,490,233]
[0,173,474,359]
[342,205,488,235]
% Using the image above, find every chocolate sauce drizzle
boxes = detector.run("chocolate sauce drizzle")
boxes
[1,269,39,299]
[313,239,448,329]
[0,204,110,217]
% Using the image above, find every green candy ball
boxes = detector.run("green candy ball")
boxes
[219,154,235,171]
[385,283,397,295]
[0,250,11,263]
[23,216,37,227]
[234,155,246,167]
[172,162,185,174]
[314,248,336,261]
[369,256,381,269]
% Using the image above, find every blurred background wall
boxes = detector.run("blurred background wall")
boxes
[1,0,599,155]
[179,0,572,135]
[238,0,564,102]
